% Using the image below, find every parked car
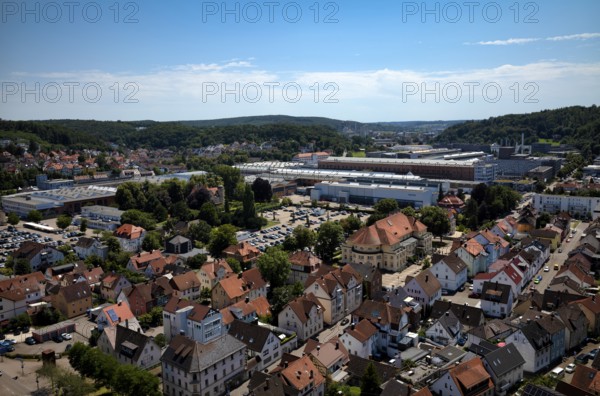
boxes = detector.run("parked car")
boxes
[565,363,576,373]
[25,337,36,345]
[61,333,72,341]
[575,353,589,364]
[52,334,63,343]
[544,266,550,272]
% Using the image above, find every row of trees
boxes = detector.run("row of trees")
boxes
[461,183,521,230]
[67,342,161,396]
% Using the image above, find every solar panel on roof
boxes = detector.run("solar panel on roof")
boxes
[107,308,119,322]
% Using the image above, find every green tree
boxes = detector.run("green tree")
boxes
[271,282,304,313]
[13,258,32,275]
[187,220,212,244]
[121,209,156,230]
[142,231,163,251]
[79,218,88,232]
[199,202,220,226]
[339,214,363,234]
[27,209,43,222]
[256,247,291,289]
[154,333,166,348]
[536,212,552,229]
[208,224,238,258]
[251,177,273,202]
[360,362,381,396]
[419,206,451,241]
[373,198,398,216]
[7,212,20,225]
[292,225,317,250]
[56,214,73,230]
[214,164,241,201]
[401,206,417,218]
[315,221,344,263]
[226,257,242,273]
[187,254,208,269]
[242,184,257,226]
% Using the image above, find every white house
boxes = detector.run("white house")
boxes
[430,356,494,396]
[74,237,108,260]
[504,321,552,374]
[480,281,513,319]
[114,224,146,252]
[482,343,525,396]
[97,325,161,369]
[228,320,282,374]
[404,269,442,308]
[339,319,378,359]
[453,239,489,276]
[431,254,468,292]
[162,296,223,343]
[425,310,462,346]
[161,334,247,396]
[278,293,324,341]
[0,289,27,322]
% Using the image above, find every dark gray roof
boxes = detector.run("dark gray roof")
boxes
[160,334,245,372]
[247,372,286,396]
[434,254,467,274]
[228,320,274,353]
[430,300,485,329]
[115,325,157,363]
[380,379,412,396]
[521,384,566,396]
[519,322,552,351]
[346,355,397,383]
[468,341,498,356]
[481,281,512,304]
[483,343,525,377]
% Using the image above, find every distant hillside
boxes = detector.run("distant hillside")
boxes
[0,120,107,150]
[434,105,600,157]
[179,115,359,131]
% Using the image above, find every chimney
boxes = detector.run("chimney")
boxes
[425,275,429,282]
[238,272,243,279]
[335,341,339,350]
[118,300,122,306]
[125,319,129,328]
[137,327,141,333]
[351,323,355,331]
[245,296,250,303]
[265,378,270,390]
[309,370,314,379]
[284,361,289,368]
[445,311,449,316]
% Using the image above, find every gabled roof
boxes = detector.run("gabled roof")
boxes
[279,355,325,391]
[343,319,377,343]
[481,281,512,304]
[14,241,61,261]
[164,296,196,314]
[468,319,513,342]
[434,254,468,274]
[114,324,157,363]
[58,282,91,303]
[228,320,274,353]
[353,299,404,327]
[100,302,135,327]
[449,356,493,394]
[160,334,245,373]
[305,265,362,297]
[114,224,145,240]
[0,271,46,294]
[406,269,441,297]
[129,250,164,270]
[169,271,201,292]
[430,301,485,329]
[217,268,266,300]
[348,212,427,246]
[573,296,600,314]
[483,343,525,377]
[223,241,261,258]
[200,259,234,280]
[285,293,324,324]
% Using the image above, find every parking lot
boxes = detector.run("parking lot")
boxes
[239,205,366,252]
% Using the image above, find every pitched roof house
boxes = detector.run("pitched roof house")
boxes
[97,324,161,369]
[278,293,325,341]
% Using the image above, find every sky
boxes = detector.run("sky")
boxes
[1,0,599,122]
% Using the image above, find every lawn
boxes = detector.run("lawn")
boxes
[538,138,561,146]
[351,151,366,157]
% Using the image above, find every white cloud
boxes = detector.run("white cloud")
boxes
[469,32,600,46]
[546,33,600,41]
[471,38,539,46]
[2,60,600,122]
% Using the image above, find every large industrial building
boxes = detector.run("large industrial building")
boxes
[310,181,435,208]
[1,185,117,218]
[317,157,498,183]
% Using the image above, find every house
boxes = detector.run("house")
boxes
[556,304,589,352]
[96,301,141,332]
[162,296,223,343]
[220,296,271,329]
[100,273,132,302]
[143,255,181,278]
[169,271,202,300]
[474,230,511,266]
[426,310,462,346]
[0,272,47,304]
[480,282,513,319]
[278,293,324,341]
[73,237,108,260]
[198,259,234,291]
[342,212,433,271]
[431,254,468,292]
[12,241,64,271]
[518,311,565,366]
[481,343,525,396]
[438,194,465,211]
[165,235,192,254]
[380,379,415,396]
[348,262,382,300]
[404,269,442,309]
[228,320,282,374]
[430,356,494,396]
[556,261,595,289]
[345,355,398,387]
[161,334,247,396]
[304,265,363,325]
[352,299,409,359]
[573,296,600,336]
[50,282,92,319]
[430,301,486,334]
[529,229,561,251]
[339,319,378,359]
[211,268,267,310]
[555,364,600,396]
[62,266,105,289]
[117,280,173,316]
[222,241,261,269]
[453,238,489,276]
[97,324,161,369]
[0,289,27,322]
[504,321,552,373]
[278,355,326,396]
[288,250,323,285]
[305,337,349,377]
[467,319,514,347]
[114,223,146,252]
[126,250,164,273]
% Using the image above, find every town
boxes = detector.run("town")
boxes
[1,113,600,396]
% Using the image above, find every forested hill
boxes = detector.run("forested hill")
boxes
[434,105,600,157]
[0,120,108,150]
[179,115,358,130]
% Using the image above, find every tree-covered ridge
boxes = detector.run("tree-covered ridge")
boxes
[434,105,600,157]
[0,119,107,150]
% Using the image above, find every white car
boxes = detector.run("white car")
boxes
[61,333,72,340]
[566,363,576,373]
[544,266,550,272]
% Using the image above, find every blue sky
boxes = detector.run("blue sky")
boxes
[1,0,599,122]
